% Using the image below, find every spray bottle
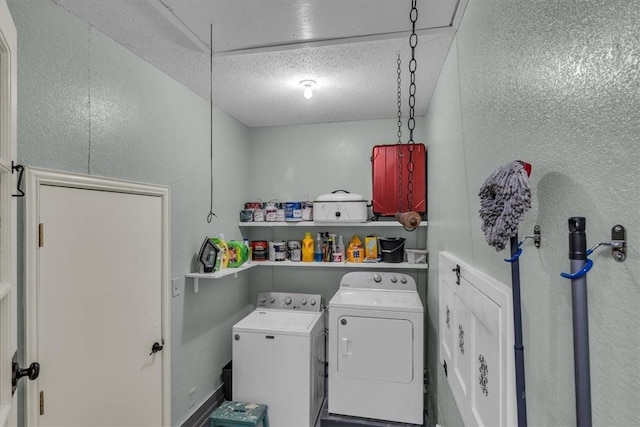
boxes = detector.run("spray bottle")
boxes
[336,235,346,262]
[314,232,323,262]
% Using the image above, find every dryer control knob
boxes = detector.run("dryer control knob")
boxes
[390,276,398,283]
[400,277,408,284]
[373,274,382,283]
[301,298,307,305]
[269,297,276,303]
[284,297,292,305]
[260,295,267,303]
[310,299,316,306]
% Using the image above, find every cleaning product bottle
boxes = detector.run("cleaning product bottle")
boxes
[337,235,346,262]
[314,232,323,262]
[227,240,248,268]
[327,234,335,262]
[212,233,229,269]
[243,238,252,264]
[302,232,314,262]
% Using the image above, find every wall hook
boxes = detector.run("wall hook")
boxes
[560,224,626,279]
[586,225,626,262]
[560,259,594,279]
[11,161,25,197]
[504,225,541,263]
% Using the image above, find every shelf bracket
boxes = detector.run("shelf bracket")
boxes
[193,278,199,294]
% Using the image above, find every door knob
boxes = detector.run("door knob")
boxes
[149,341,164,356]
[12,357,40,394]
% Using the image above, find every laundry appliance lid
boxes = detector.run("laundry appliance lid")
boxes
[329,289,423,313]
[233,309,323,336]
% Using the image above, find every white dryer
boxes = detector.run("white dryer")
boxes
[233,292,325,427]
[328,272,424,425]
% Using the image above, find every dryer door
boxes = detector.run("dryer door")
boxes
[336,316,413,383]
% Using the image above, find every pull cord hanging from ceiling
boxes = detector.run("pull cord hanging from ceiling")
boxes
[395,0,421,231]
[207,23,217,223]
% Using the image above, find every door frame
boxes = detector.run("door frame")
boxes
[23,168,171,426]
[0,0,17,424]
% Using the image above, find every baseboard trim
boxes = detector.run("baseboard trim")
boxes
[180,385,225,427]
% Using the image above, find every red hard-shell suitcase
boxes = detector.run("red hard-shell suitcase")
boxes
[371,143,427,217]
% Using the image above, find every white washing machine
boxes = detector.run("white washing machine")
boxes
[233,292,325,427]
[328,272,424,425]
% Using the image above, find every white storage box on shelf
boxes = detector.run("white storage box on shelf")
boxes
[313,190,368,223]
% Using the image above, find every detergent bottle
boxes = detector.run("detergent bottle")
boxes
[212,233,229,269]
[227,240,248,268]
[302,232,314,262]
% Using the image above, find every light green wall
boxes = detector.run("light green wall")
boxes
[245,119,428,307]
[247,119,424,202]
[425,0,639,426]
[8,1,252,425]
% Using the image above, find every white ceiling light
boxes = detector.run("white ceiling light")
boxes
[300,80,316,99]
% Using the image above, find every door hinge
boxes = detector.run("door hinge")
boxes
[40,390,44,415]
[38,223,43,247]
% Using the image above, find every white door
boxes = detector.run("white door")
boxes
[0,2,18,425]
[24,171,171,426]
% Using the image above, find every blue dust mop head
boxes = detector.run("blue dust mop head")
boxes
[478,161,532,251]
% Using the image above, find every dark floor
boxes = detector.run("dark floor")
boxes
[315,397,430,427]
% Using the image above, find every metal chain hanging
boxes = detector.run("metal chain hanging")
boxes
[396,53,404,212]
[406,0,418,211]
[397,54,403,144]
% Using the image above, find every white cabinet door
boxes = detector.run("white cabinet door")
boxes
[439,252,515,427]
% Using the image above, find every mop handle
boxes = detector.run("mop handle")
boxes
[567,217,593,427]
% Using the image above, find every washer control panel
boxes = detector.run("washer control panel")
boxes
[256,292,323,311]
[339,272,417,291]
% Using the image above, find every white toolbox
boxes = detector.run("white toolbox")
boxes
[313,190,369,223]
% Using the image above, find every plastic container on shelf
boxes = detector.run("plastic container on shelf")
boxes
[337,235,346,260]
[228,240,249,268]
[302,232,315,262]
[243,238,252,264]
[314,232,323,262]
[212,234,229,269]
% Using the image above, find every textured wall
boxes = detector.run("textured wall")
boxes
[8,1,252,425]
[425,0,640,426]
[245,119,428,309]
[247,118,424,202]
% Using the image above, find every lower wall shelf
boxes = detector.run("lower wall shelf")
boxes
[186,261,428,293]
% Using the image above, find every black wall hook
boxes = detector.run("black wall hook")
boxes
[11,161,24,197]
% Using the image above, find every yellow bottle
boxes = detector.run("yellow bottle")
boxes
[302,232,315,262]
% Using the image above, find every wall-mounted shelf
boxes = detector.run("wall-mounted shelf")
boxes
[238,221,428,228]
[186,263,257,293]
[187,260,428,293]
[253,260,428,270]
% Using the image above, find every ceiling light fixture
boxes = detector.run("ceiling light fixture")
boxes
[299,80,316,99]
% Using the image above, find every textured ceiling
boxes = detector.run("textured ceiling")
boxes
[51,0,467,127]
